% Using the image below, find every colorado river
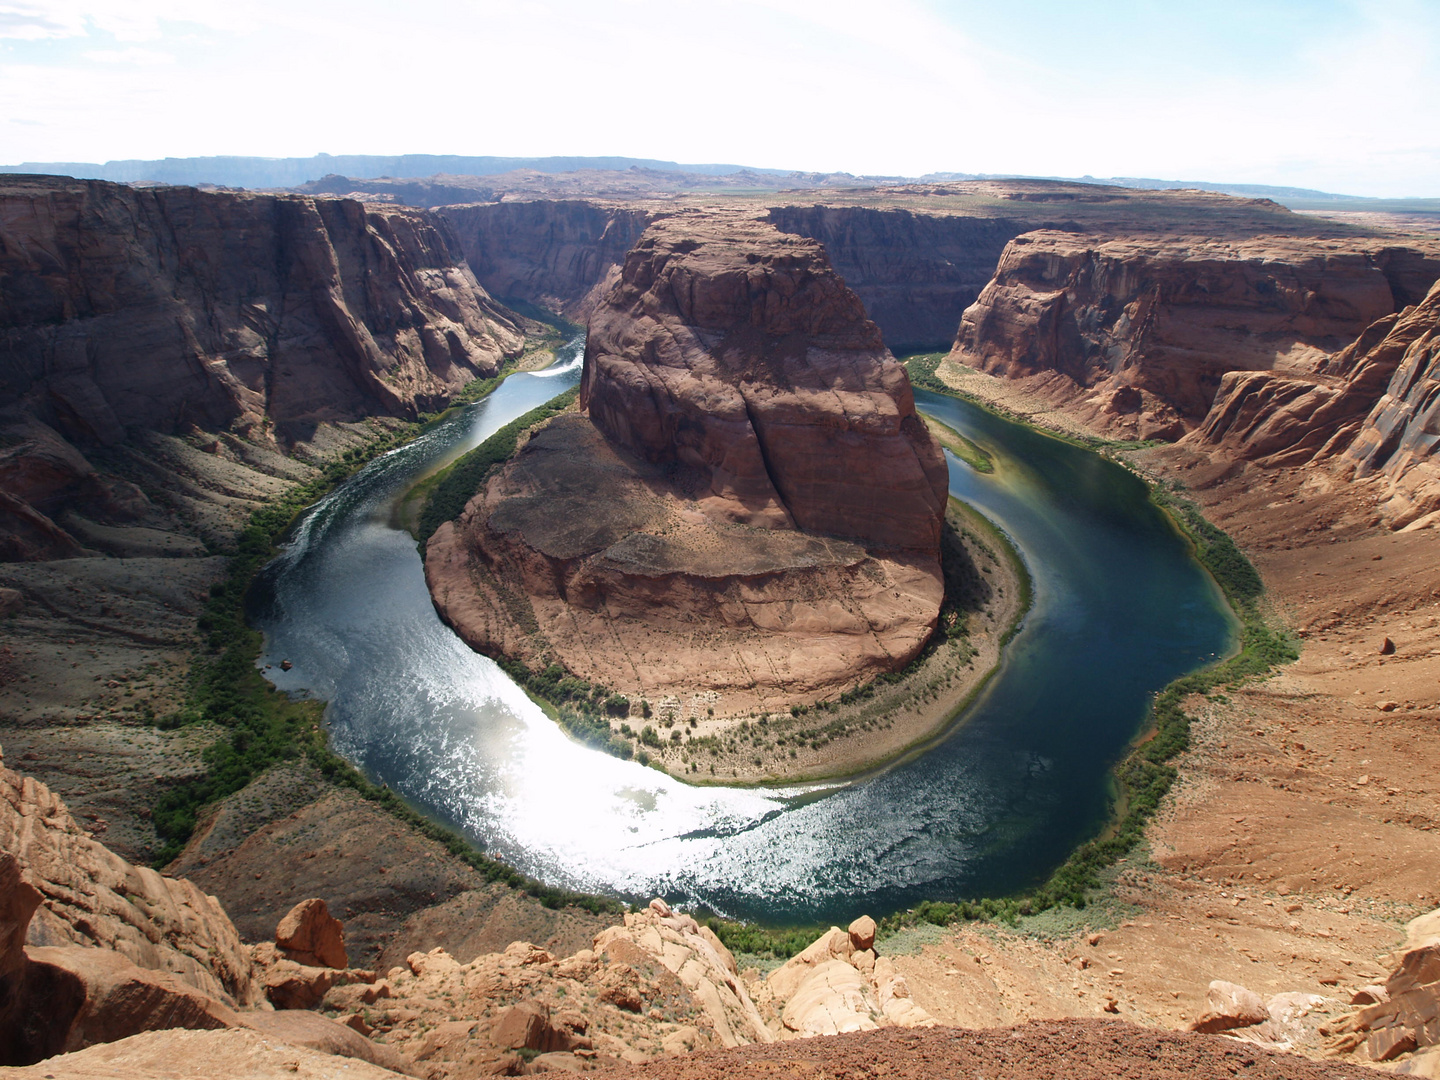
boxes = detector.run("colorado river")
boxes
[251,340,1235,925]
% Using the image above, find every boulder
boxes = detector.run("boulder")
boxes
[491,1001,591,1053]
[1188,980,1271,1033]
[847,915,877,952]
[275,898,348,969]
[492,1000,550,1050]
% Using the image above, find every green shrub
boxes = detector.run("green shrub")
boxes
[416,388,578,543]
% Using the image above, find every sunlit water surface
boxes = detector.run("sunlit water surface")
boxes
[252,342,1234,924]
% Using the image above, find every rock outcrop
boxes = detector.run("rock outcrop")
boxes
[426,213,948,719]
[1188,979,1271,1034]
[581,213,948,553]
[0,174,526,560]
[0,752,423,1072]
[1188,278,1440,527]
[754,921,933,1038]
[1318,906,1440,1064]
[949,230,1440,439]
[0,747,260,1007]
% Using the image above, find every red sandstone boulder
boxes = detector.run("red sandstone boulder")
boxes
[276,898,348,969]
[848,915,878,952]
[491,1000,593,1053]
[1188,979,1271,1033]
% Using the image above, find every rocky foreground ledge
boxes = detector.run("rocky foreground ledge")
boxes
[423,213,1028,780]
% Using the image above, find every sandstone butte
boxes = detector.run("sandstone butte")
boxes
[424,212,1026,783]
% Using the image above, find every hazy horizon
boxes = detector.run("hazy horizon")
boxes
[2,0,1438,199]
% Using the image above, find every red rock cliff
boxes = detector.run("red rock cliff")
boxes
[0,176,525,443]
[0,174,526,559]
[1192,277,1440,527]
[949,230,1440,437]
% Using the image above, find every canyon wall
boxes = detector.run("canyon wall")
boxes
[438,200,657,321]
[0,176,524,443]
[0,175,526,559]
[426,213,948,717]
[440,199,1027,353]
[948,230,1440,437]
[765,205,1026,352]
[1193,279,1440,526]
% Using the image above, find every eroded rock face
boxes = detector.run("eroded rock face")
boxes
[754,919,934,1038]
[950,230,1440,437]
[1336,282,1440,527]
[765,205,1027,353]
[1190,278,1440,528]
[0,175,523,440]
[0,175,525,560]
[426,215,947,715]
[0,750,260,1007]
[439,200,656,322]
[583,214,947,553]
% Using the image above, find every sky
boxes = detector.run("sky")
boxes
[1,0,1437,197]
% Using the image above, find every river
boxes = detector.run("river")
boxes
[250,340,1235,925]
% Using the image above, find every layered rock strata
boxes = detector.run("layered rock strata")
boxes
[439,183,1362,359]
[581,214,948,553]
[0,174,526,560]
[949,230,1440,440]
[1193,279,1440,527]
[426,214,948,718]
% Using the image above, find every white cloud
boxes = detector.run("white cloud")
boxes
[0,0,84,39]
[82,46,174,64]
